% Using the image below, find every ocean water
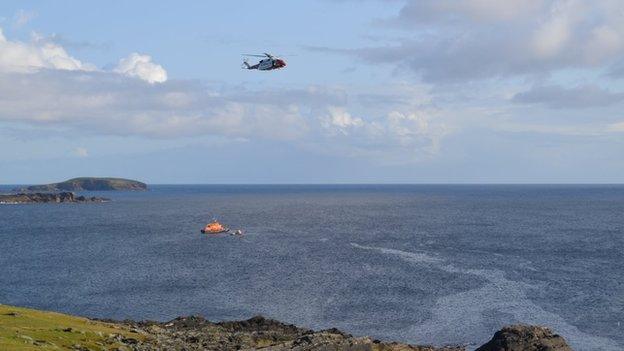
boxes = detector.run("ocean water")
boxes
[1,185,622,350]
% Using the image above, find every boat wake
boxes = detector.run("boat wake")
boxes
[350,243,621,351]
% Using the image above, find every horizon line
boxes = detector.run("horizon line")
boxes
[2,182,624,186]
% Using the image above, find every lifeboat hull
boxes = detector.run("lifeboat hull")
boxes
[201,228,229,234]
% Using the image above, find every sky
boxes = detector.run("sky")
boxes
[1,0,623,184]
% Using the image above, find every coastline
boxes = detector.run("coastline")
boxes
[0,304,571,350]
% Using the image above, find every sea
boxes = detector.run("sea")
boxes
[1,185,622,350]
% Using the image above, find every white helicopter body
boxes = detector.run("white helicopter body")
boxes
[242,53,287,71]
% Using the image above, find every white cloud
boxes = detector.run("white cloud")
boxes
[0,66,447,163]
[73,147,88,157]
[321,107,363,135]
[314,105,447,161]
[0,28,95,73]
[0,28,167,84]
[585,25,622,64]
[386,111,432,144]
[323,0,624,83]
[114,53,167,84]
[0,70,307,140]
[0,26,447,163]
[531,13,572,59]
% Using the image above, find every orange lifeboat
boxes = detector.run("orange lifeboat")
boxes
[201,220,229,234]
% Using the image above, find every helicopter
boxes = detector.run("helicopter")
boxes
[242,53,287,71]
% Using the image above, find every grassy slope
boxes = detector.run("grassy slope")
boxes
[0,304,144,350]
[66,178,140,184]
[21,178,147,192]
[60,178,146,189]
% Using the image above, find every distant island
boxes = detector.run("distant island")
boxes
[14,177,147,192]
[0,192,109,204]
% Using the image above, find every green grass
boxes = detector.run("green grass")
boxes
[0,304,145,350]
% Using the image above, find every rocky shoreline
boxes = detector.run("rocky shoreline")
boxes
[111,315,572,351]
[0,192,109,204]
[0,303,573,351]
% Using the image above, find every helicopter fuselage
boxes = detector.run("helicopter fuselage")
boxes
[244,55,287,71]
[258,58,286,70]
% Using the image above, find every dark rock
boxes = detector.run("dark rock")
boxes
[165,315,211,330]
[476,325,572,351]
[120,337,139,344]
[186,335,199,343]
[320,327,350,337]
[0,192,109,204]
[217,315,305,335]
[108,314,571,351]
[118,314,465,351]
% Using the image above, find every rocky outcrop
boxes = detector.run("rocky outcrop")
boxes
[15,177,147,192]
[111,316,572,351]
[0,192,109,204]
[1,302,574,351]
[475,325,572,351]
[118,315,463,350]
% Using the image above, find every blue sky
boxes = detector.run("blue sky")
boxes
[1,0,623,184]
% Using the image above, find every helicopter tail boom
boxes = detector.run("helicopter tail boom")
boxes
[242,60,259,70]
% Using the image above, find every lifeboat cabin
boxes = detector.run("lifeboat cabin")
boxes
[201,220,229,234]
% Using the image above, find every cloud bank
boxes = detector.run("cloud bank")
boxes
[0,28,445,162]
[0,28,95,73]
[113,53,167,84]
[0,28,166,84]
[322,0,624,83]
[513,85,624,109]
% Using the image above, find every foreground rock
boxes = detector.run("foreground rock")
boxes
[476,325,572,351]
[0,192,109,204]
[0,304,573,351]
[14,177,147,192]
[120,315,465,351]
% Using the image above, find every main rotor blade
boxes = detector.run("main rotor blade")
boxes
[242,54,267,57]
